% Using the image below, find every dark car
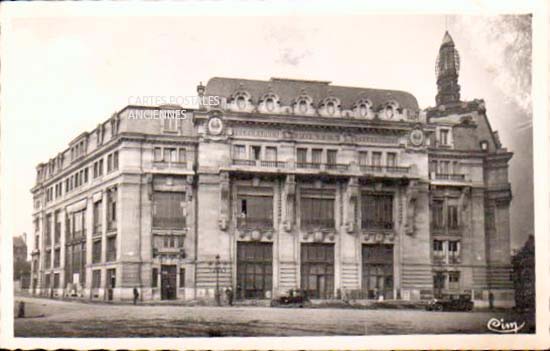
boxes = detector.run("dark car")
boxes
[270,289,310,308]
[426,294,474,312]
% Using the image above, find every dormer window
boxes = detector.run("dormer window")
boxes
[298,100,308,114]
[359,104,369,117]
[385,105,394,119]
[236,96,246,110]
[326,102,335,115]
[440,129,449,145]
[265,98,275,112]
[480,140,488,151]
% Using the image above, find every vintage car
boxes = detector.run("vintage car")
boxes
[426,293,474,312]
[270,289,310,308]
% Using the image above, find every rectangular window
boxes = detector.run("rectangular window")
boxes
[93,200,102,235]
[432,200,444,229]
[238,195,273,227]
[440,129,449,145]
[448,240,459,253]
[433,239,444,252]
[152,192,186,228]
[154,147,163,161]
[53,273,60,289]
[297,148,308,163]
[113,151,119,170]
[178,148,186,163]
[265,147,277,161]
[372,152,382,166]
[107,154,113,172]
[359,151,368,166]
[106,236,117,262]
[72,209,86,239]
[107,187,117,231]
[301,192,335,228]
[152,268,158,288]
[448,271,460,290]
[179,268,186,288]
[163,118,178,132]
[45,249,52,268]
[361,194,393,229]
[92,240,102,264]
[84,168,88,183]
[251,146,261,161]
[92,270,101,289]
[234,145,246,160]
[386,153,397,167]
[448,205,459,229]
[45,214,52,246]
[327,150,338,166]
[440,160,450,174]
[312,149,323,164]
[54,210,61,244]
[430,160,438,174]
[98,159,104,176]
[54,248,60,268]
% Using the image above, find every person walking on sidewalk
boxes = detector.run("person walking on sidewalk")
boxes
[133,287,139,305]
[225,287,234,306]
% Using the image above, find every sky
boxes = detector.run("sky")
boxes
[0,8,534,250]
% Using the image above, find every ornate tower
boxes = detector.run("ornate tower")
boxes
[435,31,461,106]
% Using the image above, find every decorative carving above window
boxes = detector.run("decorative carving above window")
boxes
[292,93,315,116]
[379,101,400,121]
[318,97,342,117]
[258,92,281,114]
[352,98,374,119]
[229,90,254,113]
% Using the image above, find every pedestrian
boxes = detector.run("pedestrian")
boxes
[489,291,494,310]
[133,287,139,305]
[225,287,233,306]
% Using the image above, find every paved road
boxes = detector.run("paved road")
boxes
[14,296,534,337]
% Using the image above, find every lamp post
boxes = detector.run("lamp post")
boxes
[210,254,223,306]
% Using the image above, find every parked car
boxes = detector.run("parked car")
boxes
[270,289,310,308]
[426,294,474,312]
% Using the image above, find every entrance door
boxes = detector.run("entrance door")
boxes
[106,268,116,301]
[362,244,394,299]
[301,243,334,299]
[237,242,273,299]
[161,265,177,300]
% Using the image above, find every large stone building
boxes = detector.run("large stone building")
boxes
[29,32,515,306]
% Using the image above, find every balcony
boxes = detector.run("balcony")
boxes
[361,220,394,231]
[232,159,286,168]
[237,216,273,228]
[297,162,349,171]
[433,173,465,181]
[301,218,335,229]
[360,165,410,175]
[152,161,187,169]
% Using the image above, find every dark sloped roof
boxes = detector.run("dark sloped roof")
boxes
[205,77,419,111]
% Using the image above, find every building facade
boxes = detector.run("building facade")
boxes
[29,32,515,306]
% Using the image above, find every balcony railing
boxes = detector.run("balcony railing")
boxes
[93,224,102,237]
[237,216,273,228]
[297,162,349,171]
[152,217,186,229]
[360,165,410,174]
[232,159,286,168]
[361,220,394,230]
[153,161,187,169]
[434,173,465,181]
[301,218,335,228]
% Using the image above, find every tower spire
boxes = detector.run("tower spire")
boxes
[435,31,461,106]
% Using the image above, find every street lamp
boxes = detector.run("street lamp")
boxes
[209,254,224,306]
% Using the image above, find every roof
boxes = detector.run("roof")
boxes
[441,31,454,45]
[205,77,419,111]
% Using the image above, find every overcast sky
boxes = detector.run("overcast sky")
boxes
[1,4,534,250]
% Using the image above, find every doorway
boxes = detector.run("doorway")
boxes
[362,244,394,300]
[161,265,177,300]
[301,243,334,299]
[106,268,116,301]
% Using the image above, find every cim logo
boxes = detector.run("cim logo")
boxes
[487,317,526,334]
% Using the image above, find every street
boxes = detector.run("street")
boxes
[14,296,534,337]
